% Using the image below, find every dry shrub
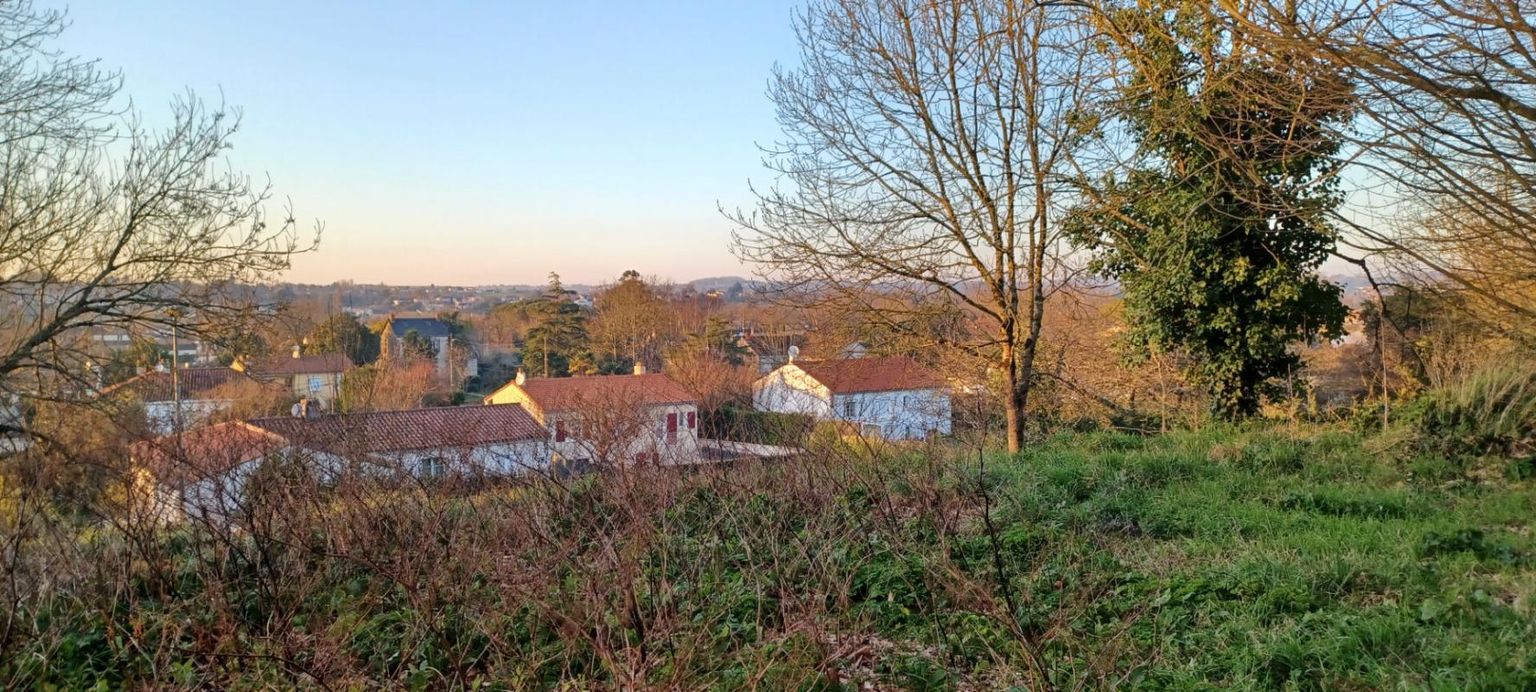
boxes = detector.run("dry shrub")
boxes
[1,431,1142,689]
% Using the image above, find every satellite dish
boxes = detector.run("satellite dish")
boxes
[787,345,800,361]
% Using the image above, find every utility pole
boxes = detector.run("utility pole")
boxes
[168,308,184,433]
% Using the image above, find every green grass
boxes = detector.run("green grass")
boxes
[999,426,1536,689]
[9,424,1536,689]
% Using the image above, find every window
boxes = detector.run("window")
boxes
[666,412,678,443]
[843,398,857,418]
[554,420,566,442]
[420,456,445,478]
[686,410,696,430]
[307,375,324,393]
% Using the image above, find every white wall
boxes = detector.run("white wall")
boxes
[752,366,834,417]
[753,364,951,441]
[831,389,951,440]
[144,399,230,435]
[549,403,701,466]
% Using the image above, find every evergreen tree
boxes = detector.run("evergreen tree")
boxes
[1068,2,1351,418]
[307,313,379,365]
[521,273,591,377]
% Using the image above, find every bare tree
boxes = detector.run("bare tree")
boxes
[729,0,1100,452]
[0,2,315,440]
[1228,0,1536,341]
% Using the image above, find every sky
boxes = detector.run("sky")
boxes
[49,1,800,286]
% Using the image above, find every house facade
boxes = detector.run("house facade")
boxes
[484,369,701,467]
[379,316,463,375]
[234,348,351,409]
[103,366,260,434]
[133,404,550,523]
[753,356,951,440]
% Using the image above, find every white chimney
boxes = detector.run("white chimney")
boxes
[633,362,647,376]
[515,369,526,385]
[291,344,302,359]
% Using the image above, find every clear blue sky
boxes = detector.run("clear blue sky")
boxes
[51,1,799,286]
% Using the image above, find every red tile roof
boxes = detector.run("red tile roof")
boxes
[244,353,352,376]
[103,368,254,402]
[790,356,946,394]
[247,404,546,456]
[133,421,290,486]
[508,373,696,413]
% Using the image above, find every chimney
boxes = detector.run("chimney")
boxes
[633,361,647,376]
[291,344,302,359]
[515,369,526,385]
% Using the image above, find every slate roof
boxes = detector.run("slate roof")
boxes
[384,317,453,339]
[499,374,696,413]
[789,356,947,394]
[247,404,546,456]
[103,368,253,402]
[245,353,352,376]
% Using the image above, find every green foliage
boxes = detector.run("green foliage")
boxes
[400,329,437,360]
[306,313,380,365]
[1068,2,1350,419]
[521,272,591,377]
[1400,361,1536,463]
[681,315,747,366]
[9,426,1536,688]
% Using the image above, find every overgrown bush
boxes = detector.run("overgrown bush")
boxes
[1401,361,1536,463]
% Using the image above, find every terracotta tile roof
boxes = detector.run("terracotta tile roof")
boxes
[247,404,546,456]
[506,373,696,413]
[133,421,289,487]
[789,356,947,394]
[244,353,352,376]
[103,368,253,402]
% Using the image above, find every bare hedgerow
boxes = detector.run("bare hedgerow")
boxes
[4,412,1148,688]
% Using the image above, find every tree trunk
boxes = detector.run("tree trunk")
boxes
[1003,341,1026,454]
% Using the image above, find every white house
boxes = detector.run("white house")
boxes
[753,356,951,440]
[483,367,701,468]
[132,404,549,523]
[103,366,262,434]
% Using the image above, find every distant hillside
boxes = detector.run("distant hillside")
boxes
[688,275,751,292]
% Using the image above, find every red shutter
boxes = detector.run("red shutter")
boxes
[666,412,678,442]
[555,420,566,442]
[686,411,696,429]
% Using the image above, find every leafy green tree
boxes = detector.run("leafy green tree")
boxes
[521,273,590,377]
[1068,2,1350,419]
[681,316,746,367]
[306,313,379,365]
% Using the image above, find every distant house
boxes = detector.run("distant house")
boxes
[132,404,549,523]
[102,367,260,434]
[483,367,701,467]
[753,356,951,440]
[379,315,475,377]
[738,333,809,375]
[234,346,351,409]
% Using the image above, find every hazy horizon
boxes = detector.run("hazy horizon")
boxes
[52,1,798,285]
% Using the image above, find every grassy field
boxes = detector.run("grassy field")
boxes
[8,424,1536,689]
